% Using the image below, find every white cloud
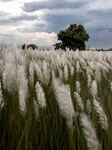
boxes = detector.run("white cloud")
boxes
[0,1,22,15]
[0,26,58,48]
[35,32,58,46]
[88,0,112,11]
[0,0,44,15]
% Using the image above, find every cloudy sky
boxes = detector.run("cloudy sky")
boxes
[0,0,112,49]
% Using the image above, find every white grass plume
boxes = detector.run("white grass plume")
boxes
[64,65,69,81]
[87,74,92,87]
[95,69,102,82]
[80,113,102,150]
[35,81,46,108]
[86,99,92,113]
[34,63,42,82]
[52,78,75,130]
[93,99,108,131]
[86,67,92,87]
[74,92,84,111]
[17,65,28,115]
[29,61,34,86]
[3,52,17,93]
[41,60,50,85]
[58,68,63,80]
[90,80,97,99]
[76,60,81,73]
[75,81,81,94]
[51,70,56,81]
[78,57,87,69]
[70,66,74,76]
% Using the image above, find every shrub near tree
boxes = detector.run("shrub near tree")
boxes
[22,44,38,50]
[54,24,89,50]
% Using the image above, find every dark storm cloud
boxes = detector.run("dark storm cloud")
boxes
[22,0,88,12]
[108,29,112,34]
[85,9,112,34]
[85,9,112,48]
[44,13,89,33]
[17,13,89,33]
[0,14,39,25]
[87,9,112,22]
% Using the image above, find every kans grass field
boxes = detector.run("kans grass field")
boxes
[0,46,112,150]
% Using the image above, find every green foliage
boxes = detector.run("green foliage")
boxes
[22,44,38,50]
[54,24,89,50]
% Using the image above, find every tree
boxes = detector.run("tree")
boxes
[22,44,38,50]
[54,24,89,50]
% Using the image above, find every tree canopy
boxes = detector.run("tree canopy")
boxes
[54,24,89,50]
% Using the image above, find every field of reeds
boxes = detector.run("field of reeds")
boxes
[0,46,112,150]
